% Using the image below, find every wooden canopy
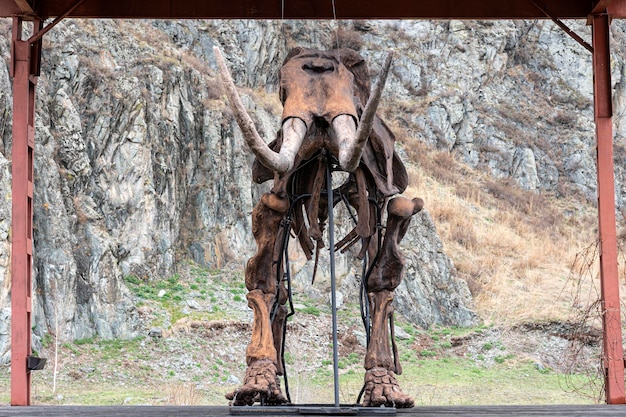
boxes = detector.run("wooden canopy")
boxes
[3,0,626,409]
[1,0,626,20]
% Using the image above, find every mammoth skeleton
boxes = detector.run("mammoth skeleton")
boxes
[215,46,422,408]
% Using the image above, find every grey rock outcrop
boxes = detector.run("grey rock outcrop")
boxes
[396,212,477,328]
[371,20,625,201]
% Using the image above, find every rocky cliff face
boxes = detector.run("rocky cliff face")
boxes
[382,20,626,201]
[0,18,625,360]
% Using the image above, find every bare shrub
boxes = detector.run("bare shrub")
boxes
[559,242,605,403]
[553,111,576,127]
[166,383,202,405]
[527,70,547,85]
[556,180,588,201]
[205,77,223,101]
[484,178,526,208]
[463,272,484,297]
[497,102,537,128]
[450,222,478,250]
[417,149,468,185]
[181,51,210,74]
[78,55,113,79]
[332,27,364,51]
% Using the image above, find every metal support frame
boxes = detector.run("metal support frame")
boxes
[10,15,41,407]
[591,12,626,405]
[326,158,340,408]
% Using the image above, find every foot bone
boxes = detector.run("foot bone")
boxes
[361,367,414,408]
[226,359,288,406]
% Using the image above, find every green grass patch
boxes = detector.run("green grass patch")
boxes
[400,358,597,405]
[494,354,515,364]
[297,305,321,316]
[33,385,166,406]
[300,357,599,406]
[124,275,141,285]
[74,337,95,346]
[125,273,189,304]
[338,352,361,369]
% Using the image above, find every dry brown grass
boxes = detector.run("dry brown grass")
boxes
[165,383,202,405]
[331,27,364,51]
[399,135,616,327]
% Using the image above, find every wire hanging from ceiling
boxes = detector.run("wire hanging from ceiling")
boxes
[279,0,343,51]
[332,0,340,49]
[280,0,286,47]
[331,0,342,58]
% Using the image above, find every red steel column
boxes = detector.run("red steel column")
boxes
[592,12,626,405]
[10,16,40,406]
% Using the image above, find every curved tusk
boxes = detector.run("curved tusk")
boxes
[338,53,393,172]
[333,115,357,171]
[214,46,301,173]
[279,117,307,171]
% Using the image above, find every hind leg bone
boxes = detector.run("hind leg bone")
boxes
[362,197,423,408]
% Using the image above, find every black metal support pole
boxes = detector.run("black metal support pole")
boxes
[326,159,340,408]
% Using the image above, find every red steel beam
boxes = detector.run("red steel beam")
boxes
[14,0,34,14]
[0,0,602,20]
[609,0,626,18]
[593,0,613,14]
[10,15,39,406]
[0,0,35,17]
[592,13,626,405]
